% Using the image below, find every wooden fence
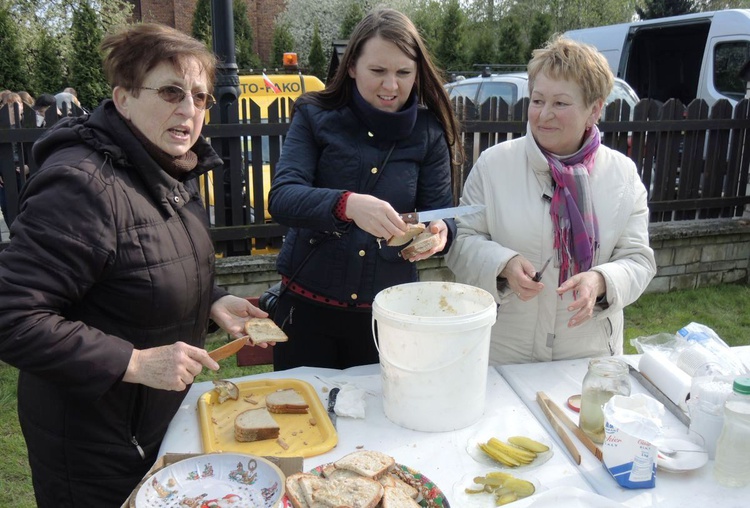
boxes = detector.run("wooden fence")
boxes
[1,95,749,254]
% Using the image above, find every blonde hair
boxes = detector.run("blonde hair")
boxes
[528,36,613,106]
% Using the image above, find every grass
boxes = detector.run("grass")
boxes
[0,283,748,505]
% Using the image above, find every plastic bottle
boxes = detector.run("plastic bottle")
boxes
[713,377,750,487]
[579,358,631,444]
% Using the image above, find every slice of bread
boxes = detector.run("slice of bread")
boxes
[234,407,280,442]
[244,317,288,345]
[297,475,328,507]
[379,473,419,500]
[386,223,426,247]
[266,388,309,414]
[286,473,326,508]
[334,450,396,479]
[400,231,440,258]
[312,476,384,508]
[381,485,421,507]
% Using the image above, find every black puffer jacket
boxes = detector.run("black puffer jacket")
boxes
[269,99,455,304]
[0,100,225,501]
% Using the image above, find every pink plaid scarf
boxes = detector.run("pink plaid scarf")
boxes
[541,126,600,286]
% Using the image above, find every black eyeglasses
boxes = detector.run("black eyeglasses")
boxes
[138,85,216,110]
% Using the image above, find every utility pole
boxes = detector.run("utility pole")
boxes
[210,0,250,255]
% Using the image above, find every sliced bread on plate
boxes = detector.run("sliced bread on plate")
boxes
[381,485,421,507]
[285,473,326,508]
[311,476,384,508]
[233,407,280,442]
[266,388,309,414]
[378,473,419,500]
[334,450,396,479]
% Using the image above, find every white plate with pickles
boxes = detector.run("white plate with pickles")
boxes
[466,433,554,471]
[453,470,543,507]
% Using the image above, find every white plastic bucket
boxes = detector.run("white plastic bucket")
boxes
[372,281,497,432]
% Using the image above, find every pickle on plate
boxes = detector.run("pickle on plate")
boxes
[507,436,550,454]
[465,471,536,506]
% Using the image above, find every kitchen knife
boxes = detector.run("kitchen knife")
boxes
[532,256,553,282]
[208,335,251,362]
[327,387,340,429]
[399,204,484,224]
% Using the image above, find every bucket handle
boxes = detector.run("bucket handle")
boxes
[372,318,487,373]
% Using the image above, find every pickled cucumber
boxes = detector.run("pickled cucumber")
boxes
[507,436,550,453]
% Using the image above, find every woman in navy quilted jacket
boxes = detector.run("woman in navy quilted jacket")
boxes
[268,8,463,370]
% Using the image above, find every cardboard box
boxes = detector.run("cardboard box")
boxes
[122,452,303,507]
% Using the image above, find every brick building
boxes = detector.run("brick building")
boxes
[128,0,286,64]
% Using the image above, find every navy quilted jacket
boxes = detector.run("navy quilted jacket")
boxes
[269,100,455,304]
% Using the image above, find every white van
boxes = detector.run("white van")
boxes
[564,9,750,107]
[444,72,640,117]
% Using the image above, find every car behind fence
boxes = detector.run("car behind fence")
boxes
[1,95,749,255]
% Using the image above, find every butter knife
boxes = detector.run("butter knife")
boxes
[327,387,340,429]
[208,335,250,362]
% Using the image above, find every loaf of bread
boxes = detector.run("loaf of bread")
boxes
[386,223,426,247]
[234,407,280,442]
[244,317,288,345]
[399,231,440,259]
[266,388,309,414]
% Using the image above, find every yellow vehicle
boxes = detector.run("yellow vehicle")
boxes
[202,53,325,222]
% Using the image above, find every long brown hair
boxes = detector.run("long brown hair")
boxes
[299,8,464,202]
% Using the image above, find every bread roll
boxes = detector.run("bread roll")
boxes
[399,231,440,258]
[386,223,426,247]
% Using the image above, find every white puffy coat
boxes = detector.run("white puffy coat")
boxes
[446,133,656,365]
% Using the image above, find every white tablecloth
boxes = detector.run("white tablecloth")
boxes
[498,349,750,508]
[160,364,593,505]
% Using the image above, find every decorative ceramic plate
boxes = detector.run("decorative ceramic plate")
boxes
[134,453,285,508]
[466,433,554,472]
[280,462,450,507]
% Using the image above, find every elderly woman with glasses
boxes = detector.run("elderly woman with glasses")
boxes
[0,23,267,507]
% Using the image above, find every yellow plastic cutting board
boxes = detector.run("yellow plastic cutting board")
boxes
[198,378,337,457]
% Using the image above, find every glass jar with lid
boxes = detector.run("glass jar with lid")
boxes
[579,357,632,444]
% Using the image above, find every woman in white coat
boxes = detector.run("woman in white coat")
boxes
[446,37,656,365]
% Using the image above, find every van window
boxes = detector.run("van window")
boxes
[448,82,480,102]
[714,41,750,102]
[478,82,518,106]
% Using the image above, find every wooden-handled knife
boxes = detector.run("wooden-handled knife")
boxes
[208,335,251,362]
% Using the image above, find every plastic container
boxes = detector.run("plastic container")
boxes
[688,376,734,459]
[714,377,750,487]
[579,358,631,444]
[372,282,496,432]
